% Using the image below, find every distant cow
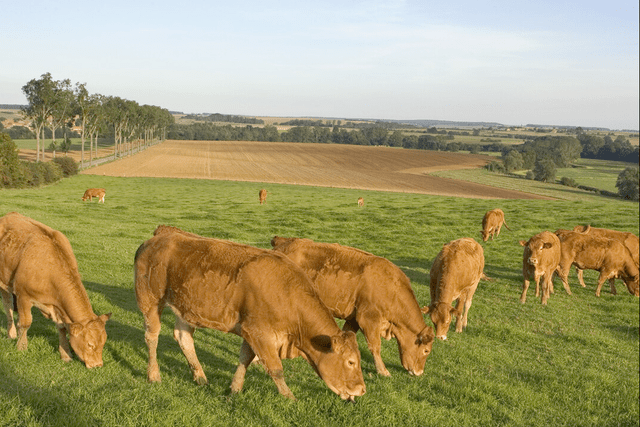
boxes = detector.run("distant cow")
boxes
[422,238,485,340]
[555,230,639,297]
[357,197,364,207]
[0,212,110,368]
[519,231,561,305]
[480,208,511,242]
[135,226,366,401]
[259,188,268,205]
[271,236,434,377]
[82,188,106,203]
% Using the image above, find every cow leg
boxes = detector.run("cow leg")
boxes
[230,339,257,394]
[576,268,586,287]
[173,317,208,385]
[456,284,478,332]
[609,278,617,295]
[520,278,530,304]
[595,272,610,297]
[57,325,73,362]
[495,225,502,238]
[15,296,33,351]
[541,273,552,305]
[0,289,17,339]
[362,325,390,377]
[143,306,163,383]
[244,335,296,400]
[557,262,573,296]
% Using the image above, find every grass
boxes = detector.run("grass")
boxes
[0,174,638,427]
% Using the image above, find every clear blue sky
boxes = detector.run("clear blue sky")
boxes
[2,0,638,130]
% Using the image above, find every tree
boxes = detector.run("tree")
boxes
[533,158,556,182]
[49,78,73,151]
[21,73,57,162]
[502,150,524,172]
[616,167,639,201]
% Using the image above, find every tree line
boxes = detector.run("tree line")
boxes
[19,73,174,168]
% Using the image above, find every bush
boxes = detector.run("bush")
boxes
[525,170,535,180]
[53,156,79,176]
[484,161,505,173]
[560,177,578,187]
[533,158,556,182]
[24,161,63,187]
[616,167,639,201]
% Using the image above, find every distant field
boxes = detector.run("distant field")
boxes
[81,139,549,200]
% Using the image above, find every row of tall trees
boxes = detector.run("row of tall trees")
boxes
[21,73,174,168]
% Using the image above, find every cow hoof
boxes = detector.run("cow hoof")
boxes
[148,372,162,383]
[194,376,208,386]
[378,369,391,377]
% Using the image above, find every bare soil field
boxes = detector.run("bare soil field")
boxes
[81,140,550,199]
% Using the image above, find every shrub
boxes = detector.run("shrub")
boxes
[525,170,535,180]
[53,156,79,176]
[533,158,556,182]
[616,167,639,201]
[484,161,505,173]
[24,161,63,187]
[560,177,578,187]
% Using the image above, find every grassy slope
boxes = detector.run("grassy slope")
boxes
[0,174,638,427]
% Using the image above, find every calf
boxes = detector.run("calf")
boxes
[480,208,511,242]
[271,236,434,377]
[82,188,106,203]
[357,197,364,207]
[134,226,366,401]
[555,230,639,297]
[422,238,485,340]
[519,231,561,305]
[0,212,110,368]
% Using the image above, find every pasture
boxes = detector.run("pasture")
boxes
[0,164,638,426]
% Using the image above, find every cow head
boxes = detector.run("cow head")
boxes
[422,303,459,340]
[519,238,554,266]
[395,325,434,376]
[309,331,366,401]
[623,272,640,297]
[480,230,489,242]
[68,313,111,368]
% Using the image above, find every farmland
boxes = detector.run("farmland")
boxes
[0,140,638,427]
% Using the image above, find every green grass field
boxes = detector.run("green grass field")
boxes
[0,174,638,427]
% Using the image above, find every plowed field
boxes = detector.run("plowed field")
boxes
[81,140,549,199]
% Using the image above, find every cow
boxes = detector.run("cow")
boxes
[357,197,364,207]
[573,225,639,267]
[422,238,485,340]
[82,188,106,203]
[134,226,366,401]
[480,208,511,242]
[0,212,110,368]
[270,236,434,377]
[555,230,639,297]
[259,188,268,205]
[519,231,561,305]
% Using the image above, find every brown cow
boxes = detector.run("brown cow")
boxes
[271,236,434,377]
[357,197,364,207]
[480,208,511,242]
[134,226,366,401]
[555,230,639,297]
[82,188,106,203]
[422,238,485,340]
[0,212,110,368]
[573,225,639,267]
[519,231,561,305]
[259,188,268,205]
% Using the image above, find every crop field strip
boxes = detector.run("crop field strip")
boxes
[82,140,551,200]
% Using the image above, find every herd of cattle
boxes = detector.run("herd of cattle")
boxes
[0,195,638,401]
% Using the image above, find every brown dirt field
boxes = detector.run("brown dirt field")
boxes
[81,140,550,199]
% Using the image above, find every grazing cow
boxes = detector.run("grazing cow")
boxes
[555,230,639,297]
[519,231,561,305]
[134,226,366,401]
[480,208,511,242]
[357,197,364,207]
[271,236,434,377]
[0,212,110,368]
[573,225,639,267]
[82,188,106,203]
[422,238,485,340]
[259,188,268,205]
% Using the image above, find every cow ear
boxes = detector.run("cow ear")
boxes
[99,313,112,323]
[418,326,435,344]
[518,240,527,246]
[310,335,333,353]
[69,323,84,337]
